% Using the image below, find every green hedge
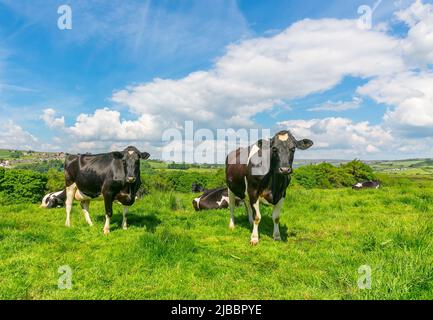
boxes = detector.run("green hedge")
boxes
[0,168,48,204]
[0,160,378,203]
[292,160,376,189]
[141,169,226,193]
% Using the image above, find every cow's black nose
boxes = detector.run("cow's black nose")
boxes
[279,167,292,175]
[127,177,136,183]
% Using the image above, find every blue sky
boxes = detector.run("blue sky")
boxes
[0,0,432,160]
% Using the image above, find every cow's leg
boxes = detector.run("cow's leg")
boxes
[103,194,114,235]
[250,195,261,245]
[272,198,284,241]
[65,184,77,227]
[244,199,254,225]
[80,200,93,226]
[228,188,236,229]
[122,206,128,230]
[244,178,253,224]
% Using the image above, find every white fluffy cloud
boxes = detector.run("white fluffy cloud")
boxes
[0,121,39,150]
[67,108,160,141]
[41,108,65,129]
[396,0,433,67]
[358,71,433,136]
[278,117,393,157]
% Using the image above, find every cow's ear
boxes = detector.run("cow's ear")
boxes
[140,152,150,160]
[296,139,313,150]
[112,151,124,159]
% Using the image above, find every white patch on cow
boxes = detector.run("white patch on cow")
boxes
[355,183,362,188]
[65,183,77,227]
[74,189,92,201]
[216,196,229,207]
[247,144,260,165]
[122,206,128,230]
[278,133,289,141]
[128,150,134,155]
[244,177,253,225]
[250,198,261,245]
[52,190,63,197]
[41,193,51,208]
[103,215,110,234]
[194,196,201,209]
[375,184,380,189]
[228,188,236,229]
[81,200,93,226]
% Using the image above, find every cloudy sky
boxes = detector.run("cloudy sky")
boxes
[0,0,432,160]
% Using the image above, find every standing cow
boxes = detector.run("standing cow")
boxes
[226,130,313,245]
[64,146,150,234]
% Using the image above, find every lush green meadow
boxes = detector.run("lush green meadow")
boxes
[1,177,433,299]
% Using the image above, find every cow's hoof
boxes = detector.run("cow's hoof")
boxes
[122,224,128,230]
[103,229,110,235]
[229,222,235,230]
[273,235,281,241]
[65,221,70,227]
[250,237,259,245]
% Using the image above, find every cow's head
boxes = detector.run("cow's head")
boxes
[270,130,313,175]
[114,146,150,183]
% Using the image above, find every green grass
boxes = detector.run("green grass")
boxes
[1,183,433,300]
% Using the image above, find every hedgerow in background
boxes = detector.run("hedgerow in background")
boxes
[14,159,64,173]
[141,168,226,193]
[45,169,65,192]
[293,160,377,189]
[0,168,47,204]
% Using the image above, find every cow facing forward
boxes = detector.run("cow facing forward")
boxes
[226,130,313,245]
[64,146,150,234]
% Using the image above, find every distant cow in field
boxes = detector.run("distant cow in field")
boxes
[226,130,313,245]
[64,146,150,234]
[41,189,66,208]
[352,181,380,190]
[191,182,205,193]
[192,187,241,211]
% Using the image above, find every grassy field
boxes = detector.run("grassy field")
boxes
[1,177,433,300]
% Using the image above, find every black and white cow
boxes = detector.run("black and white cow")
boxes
[41,189,66,208]
[192,187,241,211]
[226,130,313,245]
[64,146,150,234]
[352,181,380,190]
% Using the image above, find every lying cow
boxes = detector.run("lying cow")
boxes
[41,189,66,208]
[226,130,313,245]
[352,181,380,190]
[192,187,241,211]
[64,146,150,234]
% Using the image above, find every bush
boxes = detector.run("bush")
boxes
[141,168,225,193]
[46,169,65,192]
[293,160,376,189]
[341,160,376,182]
[0,168,47,204]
